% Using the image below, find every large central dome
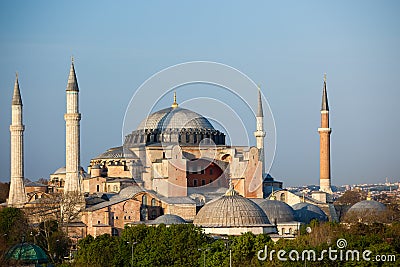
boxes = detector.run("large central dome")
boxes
[137,107,214,131]
[124,94,226,146]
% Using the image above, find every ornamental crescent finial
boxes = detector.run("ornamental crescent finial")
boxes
[171,91,178,108]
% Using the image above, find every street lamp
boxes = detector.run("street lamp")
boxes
[198,248,209,267]
[126,241,137,267]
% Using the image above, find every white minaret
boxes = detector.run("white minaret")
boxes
[64,58,82,193]
[254,87,266,174]
[8,73,27,207]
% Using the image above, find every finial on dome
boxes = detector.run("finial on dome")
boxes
[16,71,18,79]
[225,179,238,196]
[171,91,178,108]
[366,191,372,201]
[269,187,277,200]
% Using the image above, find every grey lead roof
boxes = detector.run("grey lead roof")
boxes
[12,75,22,106]
[152,214,186,225]
[66,62,79,91]
[321,77,329,111]
[137,107,214,131]
[257,89,263,117]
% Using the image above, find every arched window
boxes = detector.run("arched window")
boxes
[282,228,286,235]
[112,228,119,236]
[289,228,292,234]
[151,198,156,207]
[280,193,286,202]
[142,195,147,206]
[96,185,100,192]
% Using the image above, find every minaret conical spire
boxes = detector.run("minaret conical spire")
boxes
[66,57,79,92]
[321,73,329,111]
[257,86,263,117]
[12,73,22,106]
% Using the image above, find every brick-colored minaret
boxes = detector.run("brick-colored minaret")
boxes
[8,73,27,207]
[318,74,333,194]
[64,58,82,193]
[254,87,266,174]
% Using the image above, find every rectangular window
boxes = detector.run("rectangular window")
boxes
[201,179,206,186]
[209,169,213,175]
[193,179,198,186]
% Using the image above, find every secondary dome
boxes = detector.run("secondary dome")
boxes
[152,214,186,225]
[292,202,328,224]
[348,199,386,213]
[257,200,297,223]
[137,107,214,131]
[194,188,271,227]
[345,199,387,223]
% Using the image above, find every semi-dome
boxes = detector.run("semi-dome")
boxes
[194,188,271,227]
[118,185,145,199]
[5,243,49,264]
[292,202,328,224]
[137,107,214,131]
[257,200,296,223]
[94,146,135,159]
[152,214,186,225]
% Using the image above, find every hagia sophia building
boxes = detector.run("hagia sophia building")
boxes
[5,58,376,242]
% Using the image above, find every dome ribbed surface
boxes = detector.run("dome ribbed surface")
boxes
[137,107,214,131]
[348,200,386,213]
[194,195,270,227]
[258,200,296,223]
[153,214,186,225]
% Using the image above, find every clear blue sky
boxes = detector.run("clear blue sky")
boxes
[0,1,399,187]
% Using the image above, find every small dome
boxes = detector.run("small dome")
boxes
[5,243,49,264]
[257,200,296,223]
[53,166,86,175]
[118,185,144,199]
[137,107,214,131]
[194,192,271,227]
[152,214,186,225]
[53,166,66,174]
[292,202,328,224]
[347,200,386,213]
